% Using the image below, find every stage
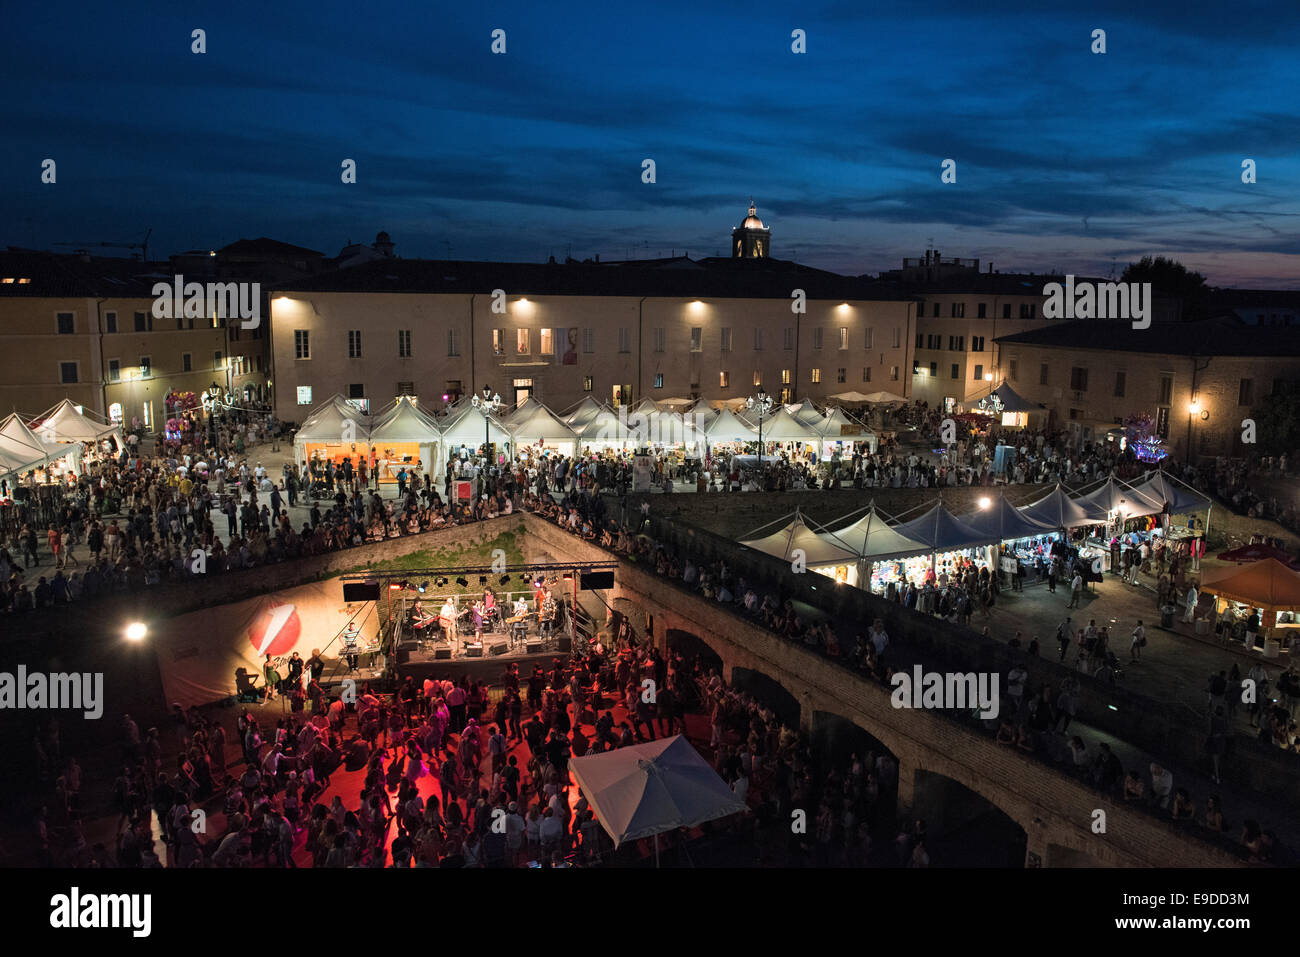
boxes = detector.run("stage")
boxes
[395,642,571,684]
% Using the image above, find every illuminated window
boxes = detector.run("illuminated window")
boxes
[516,328,530,354]
[540,328,554,356]
[690,328,702,352]
[493,330,505,355]
[753,371,761,387]
[108,359,121,382]
[838,328,848,350]
[781,369,790,385]
[811,368,821,384]
[719,371,730,388]
[294,330,310,359]
[654,373,663,389]
[583,376,593,392]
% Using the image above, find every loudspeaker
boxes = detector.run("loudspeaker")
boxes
[396,649,411,665]
[488,639,509,656]
[434,647,452,660]
[465,643,484,658]
[524,639,543,654]
[581,571,615,590]
[343,581,381,603]
[556,636,572,653]
[396,640,421,652]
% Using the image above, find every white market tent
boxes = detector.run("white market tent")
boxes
[686,400,717,435]
[740,511,860,569]
[294,401,371,467]
[1074,475,1164,518]
[786,398,825,427]
[563,396,605,431]
[894,501,1000,551]
[578,407,637,448]
[645,408,704,449]
[570,736,748,855]
[507,400,578,454]
[368,397,443,481]
[30,399,124,446]
[628,397,660,419]
[819,407,877,453]
[1018,483,1109,529]
[859,391,907,404]
[1125,469,1212,514]
[439,404,513,450]
[703,407,757,447]
[0,413,77,480]
[961,493,1058,542]
[753,406,820,443]
[829,504,931,563]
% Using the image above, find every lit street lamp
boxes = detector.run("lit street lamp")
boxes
[746,391,775,476]
[1187,397,1199,466]
[471,387,503,494]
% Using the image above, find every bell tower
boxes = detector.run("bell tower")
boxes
[732,198,770,258]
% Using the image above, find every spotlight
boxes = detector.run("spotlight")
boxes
[125,622,147,642]
[499,575,510,586]
[388,583,403,591]
[456,577,469,587]
[978,496,991,509]
[436,577,447,587]
[479,575,488,585]
[418,582,428,593]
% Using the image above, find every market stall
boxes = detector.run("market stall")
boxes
[507,400,578,457]
[294,395,371,471]
[563,396,606,432]
[961,493,1059,586]
[438,403,513,463]
[892,501,1001,585]
[703,407,757,462]
[1200,558,1300,656]
[825,503,931,591]
[818,406,877,456]
[366,396,442,486]
[740,511,860,584]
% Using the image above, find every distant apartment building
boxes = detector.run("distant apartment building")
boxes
[995,318,1300,458]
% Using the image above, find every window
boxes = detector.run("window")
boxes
[447,329,460,356]
[863,328,873,350]
[836,368,846,383]
[977,303,987,318]
[838,328,848,350]
[182,352,192,372]
[347,330,362,358]
[917,301,925,316]
[492,329,505,355]
[927,334,941,349]
[1158,374,1173,405]
[914,360,922,375]
[780,388,793,403]
[1019,303,1036,319]
[139,356,151,378]
[1070,368,1088,391]
[1039,363,1049,385]
[398,329,412,357]
[973,364,983,381]
[56,312,74,334]
[753,371,762,387]
[932,303,940,317]
[948,336,965,351]
[516,329,530,355]
[176,314,184,331]
[653,327,665,353]
[134,311,149,332]
[348,383,364,400]
[1009,359,1018,381]
[654,373,663,389]
[1239,378,1254,406]
[890,366,899,381]
[783,328,795,350]
[1155,406,1170,439]
[582,328,594,353]
[929,361,938,377]
[1114,371,1126,398]
[951,302,965,318]
[397,381,415,396]
[583,376,593,392]
[916,333,924,349]
[951,363,959,379]
[1002,304,1012,319]
[781,369,791,385]
[863,367,872,382]
[811,368,821,384]
[294,330,310,359]
[690,328,702,352]
[105,311,117,333]
[540,328,554,356]
[59,361,78,384]
[618,328,631,353]
[813,328,823,350]
[754,328,764,351]
[971,336,984,351]
[108,359,121,382]
[719,371,730,388]
[720,328,732,353]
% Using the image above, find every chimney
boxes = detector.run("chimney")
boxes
[594,253,599,263]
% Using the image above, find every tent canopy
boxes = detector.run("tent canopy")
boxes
[991,382,1038,413]
[704,407,757,445]
[962,493,1057,542]
[563,396,605,430]
[750,406,819,443]
[829,505,931,561]
[0,413,73,478]
[1217,543,1300,570]
[857,390,907,404]
[438,405,512,446]
[507,401,578,444]
[1018,484,1109,529]
[368,396,440,444]
[741,512,860,567]
[578,407,633,445]
[294,403,370,443]
[894,501,999,550]
[1074,475,1164,517]
[1200,559,1300,612]
[570,736,747,848]
[30,399,123,444]
[818,407,870,438]
[786,398,825,426]
[1127,470,1212,514]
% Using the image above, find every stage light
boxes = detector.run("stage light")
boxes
[499,575,510,585]
[435,576,447,587]
[456,577,469,587]
[978,496,991,509]
[389,584,403,591]
[125,622,147,642]
[418,581,429,593]
[479,575,488,585]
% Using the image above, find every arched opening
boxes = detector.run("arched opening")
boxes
[666,628,723,676]
[731,667,800,729]
[910,769,1027,867]
[811,711,900,833]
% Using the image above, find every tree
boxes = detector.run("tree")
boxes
[1249,392,1300,456]
[1120,256,1209,320]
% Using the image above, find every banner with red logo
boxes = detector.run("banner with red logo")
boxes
[154,578,382,708]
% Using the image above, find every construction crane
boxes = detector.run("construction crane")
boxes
[54,228,152,260]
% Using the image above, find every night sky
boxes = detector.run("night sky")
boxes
[5,0,1299,286]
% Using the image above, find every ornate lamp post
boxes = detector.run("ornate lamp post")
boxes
[471,387,503,493]
[746,391,774,475]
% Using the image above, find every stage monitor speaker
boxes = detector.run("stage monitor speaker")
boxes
[396,649,411,665]
[434,647,452,660]
[343,581,381,603]
[581,571,615,591]
[524,639,543,654]
[556,636,572,653]
[397,640,421,652]
[465,643,484,658]
[487,639,509,656]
